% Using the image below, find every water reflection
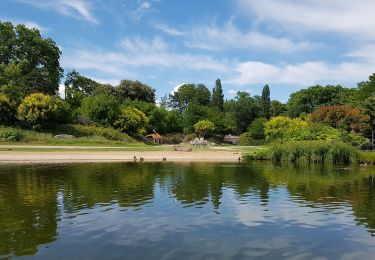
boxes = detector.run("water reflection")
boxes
[0,162,374,259]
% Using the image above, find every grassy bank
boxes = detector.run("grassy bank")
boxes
[359,151,375,164]
[245,141,361,164]
[0,124,143,146]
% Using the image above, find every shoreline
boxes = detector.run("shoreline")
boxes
[0,150,243,164]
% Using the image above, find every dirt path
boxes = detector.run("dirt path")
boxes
[0,150,243,163]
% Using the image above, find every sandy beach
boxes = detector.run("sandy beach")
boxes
[0,149,243,163]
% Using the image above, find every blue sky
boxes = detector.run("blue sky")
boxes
[2,0,375,102]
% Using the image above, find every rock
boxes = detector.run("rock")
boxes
[54,134,75,139]
[173,146,192,152]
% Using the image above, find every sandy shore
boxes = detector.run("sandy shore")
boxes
[0,150,243,163]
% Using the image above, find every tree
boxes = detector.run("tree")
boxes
[260,84,271,119]
[80,94,119,126]
[193,119,215,137]
[169,83,211,112]
[309,105,370,133]
[226,92,260,133]
[212,79,224,111]
[355,73,375,102]
[270,100,287,117]
[116,80,155,103]
[247,118,267,140]
[0,21,63,99]
[264,116,308,141]
[114,107,149,136]
[362,97,375,144]
[287,85,354,117]
[17,93,70,129]
[0,93,15,123]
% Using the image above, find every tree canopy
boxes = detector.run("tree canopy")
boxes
[0,21,63,100]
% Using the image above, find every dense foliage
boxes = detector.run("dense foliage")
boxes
[0,21,63,99]
[17,93,70,129]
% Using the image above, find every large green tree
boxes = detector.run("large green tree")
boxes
[116,80,155,103]
[355,73,375,102]
[169,83,211,112]
[64,70,101,108]
[212,79,224,111]
[287,85,354,117]
[260,84,271,119]
[226,92,260,133]
[0,21,63,100]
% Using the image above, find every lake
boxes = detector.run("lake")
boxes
[1,162,375,259]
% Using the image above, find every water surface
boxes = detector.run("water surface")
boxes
[1,162,375,259]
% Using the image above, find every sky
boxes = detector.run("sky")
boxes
[2,0,375,102]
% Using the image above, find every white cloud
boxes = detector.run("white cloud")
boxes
[120,36,167,53]
[238,0,375,39]
[16,0,98,24]
[62,37,230,79]
[171,83,188,95]
[155,20,320,53]
[133,1,153,20]
[155,24,186,36]
[0,18,48,32]
[226,60,375,86]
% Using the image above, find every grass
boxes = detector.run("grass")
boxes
[244,141,360,164]
[359,151,375,164]
[0,124,141,146]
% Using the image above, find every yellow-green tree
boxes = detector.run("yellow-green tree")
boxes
[17,93,70,129]
[114,107,149,136]
[0,93,15,123]
[193,119,215,137]
[264,116,307,141]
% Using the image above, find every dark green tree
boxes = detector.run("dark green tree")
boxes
[226,92,260,133]
[169,83,211,112]
[355,73,375,102]
[270,100,287,117]
[116,80,155,103]
[212,79,224,111]
[260,84,271,118]
[0,21,63,100]
[64,70,101,108]
[287,85,354,117]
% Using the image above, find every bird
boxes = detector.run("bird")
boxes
[133,156,137,162]
[140,157,144,162]
[162,157,167,161]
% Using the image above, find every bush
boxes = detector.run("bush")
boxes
[0,127,23,141]
[17,93,71,129]
[0,94,15,123]
[239,132,255,146]
[183,133,196,143]
[114,107,149,136]
[80,94,119,126]
[263,141,359,164]
[162,133,184,144]
[264,116,308,141]
[309,105,370,133]
[247,118,267,140]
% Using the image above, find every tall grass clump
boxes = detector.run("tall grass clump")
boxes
[265,141,359,164]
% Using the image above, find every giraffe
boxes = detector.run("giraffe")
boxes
[145,129,163,144]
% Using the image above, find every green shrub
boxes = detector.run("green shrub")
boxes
[80,94,119,126]
[239,132,254,146]
[262,141,358,164]
[183,133,196,143]
[17,93,71,129]
[0,128,23,141]
[0,94,15,123]
[247,117,267,140]
[162,133,184,144]
[114,107,149,136]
